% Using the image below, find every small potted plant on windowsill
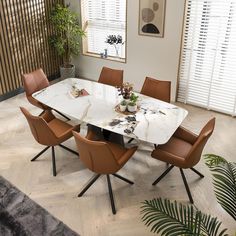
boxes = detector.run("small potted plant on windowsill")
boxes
[128,93,139,112]
[49,4,85,80]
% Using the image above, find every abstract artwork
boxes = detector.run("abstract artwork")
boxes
[139,0,166,37]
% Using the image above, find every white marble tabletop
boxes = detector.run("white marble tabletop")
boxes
[33,78,188,144]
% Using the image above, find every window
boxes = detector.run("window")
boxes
[81,0,127,62]
[177,0,236,115]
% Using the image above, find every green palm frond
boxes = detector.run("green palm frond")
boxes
[207,161,236,221]
[204,154,227,168]
[141,198,227,236]
[200,214,228,236]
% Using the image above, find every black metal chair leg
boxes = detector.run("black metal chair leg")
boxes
[52,146,57,177]
[59,144,79,156]
[31,146,50,161]
[180,168,194,204]
[152,165,175,185]
[78,174,101,197]
[53,109,70,121]
[190,167,204,178]
[112,173,134,185]
[128,138,134,144]
[107,175,116,214]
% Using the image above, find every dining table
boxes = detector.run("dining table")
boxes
[32,78,188,145]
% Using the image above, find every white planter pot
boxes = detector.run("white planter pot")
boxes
[128,104,137,112]
[60,64,75,80]
[119,104,127,112]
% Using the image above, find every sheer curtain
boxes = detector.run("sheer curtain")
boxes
[177,0,236,115]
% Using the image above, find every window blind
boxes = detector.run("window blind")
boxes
[177,0,236,115]
[81,0,126,59]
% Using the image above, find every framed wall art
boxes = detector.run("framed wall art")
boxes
[139,0,166,37]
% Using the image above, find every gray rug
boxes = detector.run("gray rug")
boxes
[0,176,79,236]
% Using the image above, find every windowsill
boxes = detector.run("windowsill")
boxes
[82,52,126,63]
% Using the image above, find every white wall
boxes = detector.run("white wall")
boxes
[66,0,185,101]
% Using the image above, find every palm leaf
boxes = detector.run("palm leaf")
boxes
[204,154,227,168]
[204,155,236,221]
[141,198,227,236]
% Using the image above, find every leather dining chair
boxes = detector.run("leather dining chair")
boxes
[151,118,215,204]
[73,130,137,214]
[20,107,79,176]
[98,66,123,87]
[141,77,171,103]
[22,68,70,120]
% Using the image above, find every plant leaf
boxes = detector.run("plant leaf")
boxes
[141,198,228,236]
[204,155,236,221]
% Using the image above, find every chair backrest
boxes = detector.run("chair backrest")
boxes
[98,67,123,87]
[73,131,120,174]
[20,107,57,146]
[141,77,171,103]
[22,68,49,96]
[185,118,216,168]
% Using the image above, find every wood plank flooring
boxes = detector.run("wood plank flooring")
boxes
[0,93,235,235]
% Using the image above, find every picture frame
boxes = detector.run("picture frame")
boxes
[139,0,166,38]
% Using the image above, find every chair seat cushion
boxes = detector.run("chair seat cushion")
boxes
[151,137,192,167]
[48,119,73,138]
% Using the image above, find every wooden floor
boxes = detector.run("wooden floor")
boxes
[0,93,235,235]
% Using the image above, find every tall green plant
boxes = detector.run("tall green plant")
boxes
[49,4,85,67]
[141,155,236,236]
[204,154,236,221]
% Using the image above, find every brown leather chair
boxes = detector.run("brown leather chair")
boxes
[141,77,171,103]
[151,118,215,204]
[22,68,69,120]
[73,130,137,214]
[20,107,79,176]
[98,66,123,87]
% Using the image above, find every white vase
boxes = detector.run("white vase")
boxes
[128,104,137,112]
[119,104,127,112]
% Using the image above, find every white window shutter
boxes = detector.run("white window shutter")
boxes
[178,0,236,115]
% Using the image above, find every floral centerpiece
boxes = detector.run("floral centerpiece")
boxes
[117,83,139,113]
[117,82,133,100]
[105,35,124,57]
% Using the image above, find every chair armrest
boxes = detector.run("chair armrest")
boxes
[118,146,138,166]
[174,126,198,145]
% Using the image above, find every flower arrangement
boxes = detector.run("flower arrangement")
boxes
[117,82,133,100]
[105,35,124,57]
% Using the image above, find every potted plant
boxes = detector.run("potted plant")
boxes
[128,93,139,112]
[141,154,236,235]
[49,4,85,79]
[117,82,133,102]
[119,100,127,112]
[105,35,125,58]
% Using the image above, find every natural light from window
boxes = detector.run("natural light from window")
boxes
[81,0,127,62]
